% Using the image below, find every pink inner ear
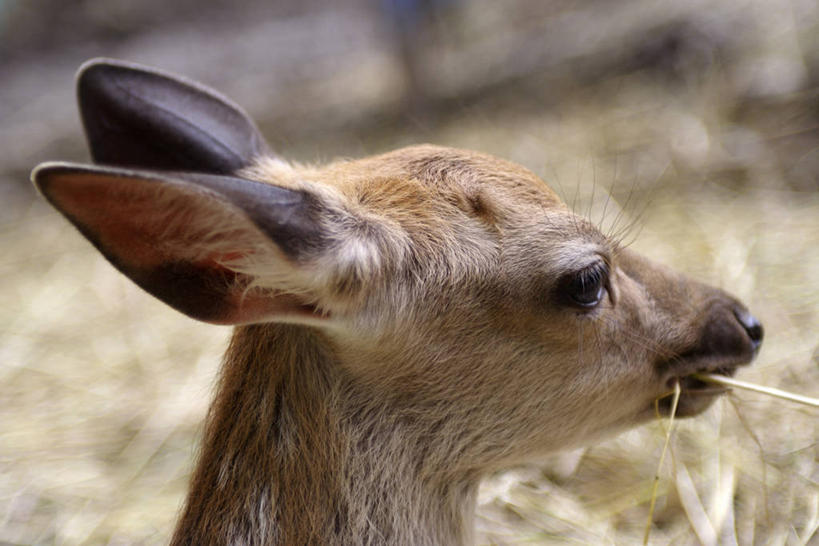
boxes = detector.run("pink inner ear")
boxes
[47,172,189,268]
[43,170,326,325]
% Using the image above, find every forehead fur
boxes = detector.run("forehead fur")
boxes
[331,144,563,212]
[248,144,564,221]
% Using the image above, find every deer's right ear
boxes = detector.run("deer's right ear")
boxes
[31,163,330,326]
[77,58,270,174]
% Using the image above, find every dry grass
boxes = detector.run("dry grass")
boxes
[695,374,819,409]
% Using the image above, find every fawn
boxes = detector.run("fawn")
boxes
[32,59,763,545]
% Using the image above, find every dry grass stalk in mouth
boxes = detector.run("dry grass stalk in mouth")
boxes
[641,372,818,545]
[29,58,766,545]
[695,373,819,408]
[643,380,681,545]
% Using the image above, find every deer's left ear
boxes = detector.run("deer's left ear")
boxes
[76,58,270,174]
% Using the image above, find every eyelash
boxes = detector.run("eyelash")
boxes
[561,261,610,309]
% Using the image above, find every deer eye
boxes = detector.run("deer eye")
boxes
[562,261,609,309]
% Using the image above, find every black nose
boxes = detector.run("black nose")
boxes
[733,307,764,352]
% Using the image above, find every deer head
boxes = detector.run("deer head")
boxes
[32,59,763,544]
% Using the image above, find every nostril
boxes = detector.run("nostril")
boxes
[733,307,764,349]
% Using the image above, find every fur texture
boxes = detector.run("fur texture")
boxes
[165,145,759,544]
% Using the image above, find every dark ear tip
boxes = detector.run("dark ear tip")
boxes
[77,57,121,76]
[76,58,150,105]
[76,59,128,125]
[77,57,147,77]
[76,57,129,89]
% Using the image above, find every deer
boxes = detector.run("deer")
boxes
[31,58,763,545]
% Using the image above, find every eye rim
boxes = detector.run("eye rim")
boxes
[560,260,610,310]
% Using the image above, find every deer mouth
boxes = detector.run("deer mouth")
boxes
[656,365,740,417]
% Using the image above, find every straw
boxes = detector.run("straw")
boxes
[643,379,681,545]
[694,373,819,408]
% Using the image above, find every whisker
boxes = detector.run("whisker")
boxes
[610,161,670,249]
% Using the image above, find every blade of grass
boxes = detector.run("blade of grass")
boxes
[676,460,718,546]
[643,380,681,545]
[694,374,819,408]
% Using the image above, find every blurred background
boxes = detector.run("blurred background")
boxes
[1,0,817,543]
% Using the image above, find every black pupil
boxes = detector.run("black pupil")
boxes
[569,264,606,306]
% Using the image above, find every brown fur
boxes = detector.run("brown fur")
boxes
[161,145,759,544]
[34,59,762,544]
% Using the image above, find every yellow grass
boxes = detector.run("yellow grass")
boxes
[696,373,819,409]
[643,381,681,545]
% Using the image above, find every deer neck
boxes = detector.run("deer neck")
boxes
[171,324,479,546]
